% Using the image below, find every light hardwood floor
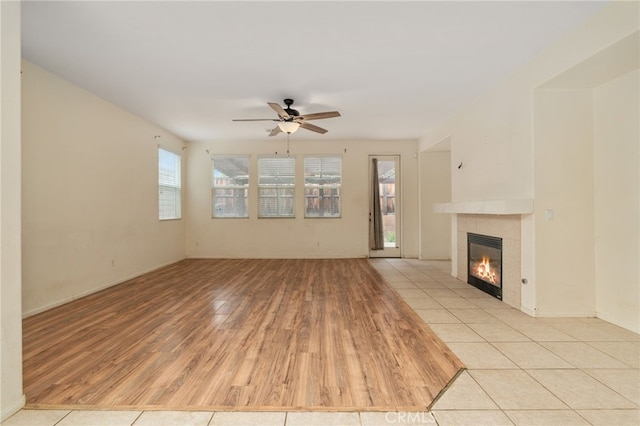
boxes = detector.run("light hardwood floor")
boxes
[23,259,464,411]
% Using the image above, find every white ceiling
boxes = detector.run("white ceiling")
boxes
[21,1,608,142]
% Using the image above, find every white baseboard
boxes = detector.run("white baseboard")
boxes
[1,394,25,422]
[23,258,185,318]
[595,312,640,334]
[533,310,597,318]
[186,254,368,260]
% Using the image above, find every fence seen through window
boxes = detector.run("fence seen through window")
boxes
[304,156,342,218]
[212,155,249,218]
[258,157,295,218]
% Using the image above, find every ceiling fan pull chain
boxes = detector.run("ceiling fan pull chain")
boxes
[286,133,290,156]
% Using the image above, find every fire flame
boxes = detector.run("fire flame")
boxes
[474,257,498,284]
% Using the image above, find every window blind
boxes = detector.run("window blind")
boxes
[212,155,249,218]
[258,157,295,218]
[304,156,341,218]
[159,148,181,220]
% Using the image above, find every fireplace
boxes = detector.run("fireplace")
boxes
[467,233,502,300]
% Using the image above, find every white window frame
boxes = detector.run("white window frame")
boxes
[257,156,296,218]
[158,147,182,220]
[212,155,250,218]
[304,156,342,218]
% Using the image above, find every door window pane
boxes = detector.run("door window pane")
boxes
[377,160,396,246]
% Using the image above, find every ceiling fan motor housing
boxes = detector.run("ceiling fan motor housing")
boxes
[283,98,300,117]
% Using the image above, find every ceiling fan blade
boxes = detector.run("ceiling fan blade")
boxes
[298,111,341,121]
[299,121,328,134]
[268,126,282,137]
[232,118,279,122]
[268,102,290,119]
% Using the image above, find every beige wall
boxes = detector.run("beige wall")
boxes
[19,62,421,313]
[1,1,24,420]
[532,32,638,326]
[418,3,639,324]
[21,61,186,316]
[419,4,639,199]
[420,150,451,259]
[186,139,419,259]
[533,89,596,316]
[593,70,639,332]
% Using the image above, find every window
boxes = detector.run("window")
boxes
[304,156,341,218]
[212,155,249,218]
[158,147,181,220]
[258,157,295,218]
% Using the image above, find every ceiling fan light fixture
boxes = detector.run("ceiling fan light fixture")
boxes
[278,121,300,134]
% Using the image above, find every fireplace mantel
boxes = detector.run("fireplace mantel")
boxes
[433,199,534,215]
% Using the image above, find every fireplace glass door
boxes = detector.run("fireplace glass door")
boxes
[467,233,502,299]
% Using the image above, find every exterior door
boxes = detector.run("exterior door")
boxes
[369,155,401,258]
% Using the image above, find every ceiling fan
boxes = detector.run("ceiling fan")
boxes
[233,99,341,136]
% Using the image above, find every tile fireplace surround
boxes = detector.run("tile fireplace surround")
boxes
[457,214,521,309]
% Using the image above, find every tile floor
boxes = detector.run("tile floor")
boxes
[3,259,639,426]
